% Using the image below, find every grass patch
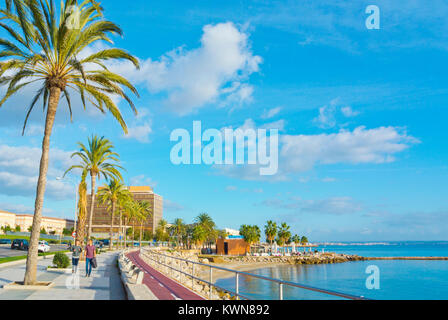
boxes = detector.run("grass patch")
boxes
[0,250,69,265]
[0,235,69,243]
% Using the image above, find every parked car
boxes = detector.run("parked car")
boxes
[11,239,29,251]
[38,240,50,253]
[92,240,103,248]
[0,239,12,244]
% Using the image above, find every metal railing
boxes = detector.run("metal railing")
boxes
[140,248,368,301]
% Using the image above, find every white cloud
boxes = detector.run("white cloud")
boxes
[122,108,153,143]
[313,98,359,129]
[262,196,363,215]
[0,144,76,200]
[164,199,184,212]
[341,106,360,118]
[281,126,419,173]
[111,22,262,115]
[261,107,282,119]
[129,174,158,188]
[123,123,152,143]
[214,118,419,180]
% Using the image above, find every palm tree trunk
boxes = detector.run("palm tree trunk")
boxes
[139,222,142,247]
[109,200,115,250]
[123,217,127,248]
[132,220,135,247]
[24,87,61,285]
[87,174,96,240]
[119,211,122,249]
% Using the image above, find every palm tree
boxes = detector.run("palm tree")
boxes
[137,200,152,247]
[195,213,216,249]
[277,223,291,246]
[300,236,309,245]
[155,219,169,242]
[97,179,127,250]
[75,169,88,248]
[264,220,277,246]
[171,218,185,248]
[122,197,137,248]
[192,224,207,248]
[116,188,132,249]
[239,224,261,254]
[65,135,123,240]
[0,0,139,285]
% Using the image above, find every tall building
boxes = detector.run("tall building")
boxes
[87,186,163,238]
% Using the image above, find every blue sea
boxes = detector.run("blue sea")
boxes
[215,241,448,300]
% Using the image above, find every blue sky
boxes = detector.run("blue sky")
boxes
[1,0,448,241]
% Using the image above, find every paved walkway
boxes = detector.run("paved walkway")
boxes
[127,251,204,300]
[0,252,126,300]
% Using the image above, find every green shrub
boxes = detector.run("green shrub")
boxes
[52,252,70,269]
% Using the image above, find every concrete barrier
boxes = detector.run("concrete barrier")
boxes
[118,250,157,300]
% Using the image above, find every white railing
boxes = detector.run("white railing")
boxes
[139,248,368,300]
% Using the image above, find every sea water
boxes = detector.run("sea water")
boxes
[215,241,448,300]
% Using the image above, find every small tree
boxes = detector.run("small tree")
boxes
[239,225,261,254]
[301,236,309,245]
[15,225,21,232]
[40,228,47,235]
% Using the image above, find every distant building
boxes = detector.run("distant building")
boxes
[0,210,74,235]
[87,186,163,238]
[224,228,240,236]
[0,210,16,232]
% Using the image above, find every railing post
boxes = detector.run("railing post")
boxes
[279,283,283,300]
[192,263,195,289]
[209,266,213,299]
[235,272,239,300]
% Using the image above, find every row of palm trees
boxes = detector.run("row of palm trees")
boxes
[154,213,227,250]
[264,220,308,246]
[0,0,140,284]
[238,221,309,248]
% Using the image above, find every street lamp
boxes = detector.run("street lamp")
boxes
[56,176,78,236]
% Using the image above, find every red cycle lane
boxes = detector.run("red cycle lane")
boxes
[126,250,205,300]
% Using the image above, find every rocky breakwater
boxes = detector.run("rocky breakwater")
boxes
[219,253,366,265]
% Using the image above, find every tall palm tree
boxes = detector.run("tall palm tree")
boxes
[264,220,277,246]
[65,135,123,240]
[122,197,137,248]
[155,219,168,242]
[277,222,291,246]
[97,179,127,250]
[116,188,132,249]
[137,200,152,247]
[75,169,88,248]
[0,0,139,285]
[171,218,185,248]
[195,213,215,249]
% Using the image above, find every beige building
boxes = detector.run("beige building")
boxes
[0,210,74,235]
[88,186,163,237]
[0,210,16,232]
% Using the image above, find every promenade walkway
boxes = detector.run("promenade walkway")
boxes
[127,250,204,300]
[0,252,125,300]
